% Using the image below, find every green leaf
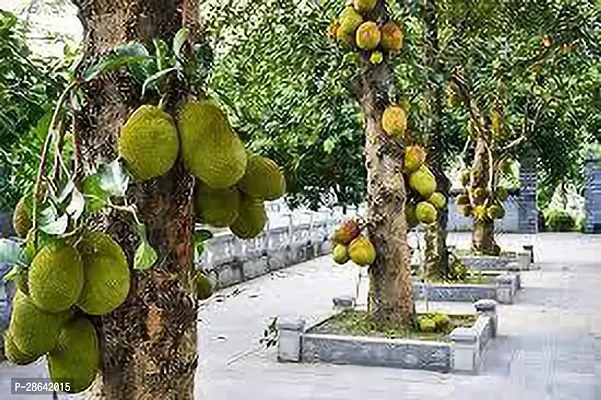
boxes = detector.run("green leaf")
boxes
[66,187,85,221]
[82,174,109,213]
[195,229,213,242]
[83,41,150,82]
[173,28,190,59]
[40,213,69,236]
[0,238,22,265]
[98,159,130,197]
[134,224,158,271]
[153,39,169,71]
[141,67,179,98]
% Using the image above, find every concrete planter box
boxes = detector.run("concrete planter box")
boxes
[277,299,498,374]
[459,251,537,271]
[412,273,519,304]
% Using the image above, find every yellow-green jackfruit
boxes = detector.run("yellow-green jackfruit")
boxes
[3,331,41,365]
[192,271,213,300]
[348,236,376,266]
[29,242,84,313]
[12,196,31,238]
[356,22,381,50]
[404,146,426,172]
[353,0,377,14]
[238,155,286,201]
[230,196,267,239]
[48,318,99,394]
[382,105,407,137]
[8,290,72,356]
[195,184,240,228]
[419,316,436,332]
[427,192,447,210]
[332,244,350,264]
[338,7,363,37]
[118,105,179,181]
[177,102,247,188]
[369,51,383,65]
[76,231,130,316]
[409,166,437,199]
[416,201,438,224]
[380,22,403,52]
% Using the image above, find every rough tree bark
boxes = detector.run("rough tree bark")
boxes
[422,0,451,280]
[360,1,413,323]
[72,1,198,398]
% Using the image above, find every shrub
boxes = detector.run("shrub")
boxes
[544,209,576,232]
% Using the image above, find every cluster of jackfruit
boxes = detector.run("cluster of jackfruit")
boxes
[454,169,507,222]
[418,312,451,333]
[330,219,376,267]
[329,0,404,65]
[4,230,130,393]
[402,145,447,228]
[117,101,286,241]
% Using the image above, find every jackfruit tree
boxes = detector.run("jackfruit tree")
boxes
[438,0,599,255]
[1,0,285,397]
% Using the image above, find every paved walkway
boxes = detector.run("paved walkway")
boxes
[1,233,600,399]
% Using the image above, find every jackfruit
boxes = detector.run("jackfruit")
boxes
[487,204,505,220]
[472,188,488,204]
[195,184,240,228]
[404,146,426,172]
[332,219,361,245]
[230,196,267,239]
[416,201,438,224]
[431,313,451,331]
[76,231,130,316]
[458,205,472,217]
[118,105,179,181]
[353,0,376,14]
[472,205,488,221]
[3,331,41,365]
[15,269,29,296]
[419,317,436,333]
[192,271,213,300]
[338,7,363,36]
[8,290,72,356]
[409,166,437,199]
[332,244,350,264]
[382,105,407,137]
[12,196,31,238]
[428,192,446,210]
[369,51,383,65]
[348,235,376,267]
[495,186,508,202]
[238,155,286,201]
[455,194,470,206]
[356,22,381,50]
[380,22,403,52]
[405,203,419,228]
[48,318,99,394]
[177,101,247,188]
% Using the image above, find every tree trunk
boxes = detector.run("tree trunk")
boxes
[359,32,413,321]
[73,1,198,398]
[471,135,498,254]
[422,0,451,279]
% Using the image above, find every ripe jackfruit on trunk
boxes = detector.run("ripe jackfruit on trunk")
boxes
[195,184,240,228]
[382,105,407,137]
[12,196,31,238]
[380,22,403,52]
[237,155,286,201]
[177,101,248,188]
[409,166,437,199]
[230,195,267,239]
[348,235,376,266]
[404,146,426,173]
[332,244,350,264]
[332,219,361,245]
[356,22,381,50]
[416,201,438,224]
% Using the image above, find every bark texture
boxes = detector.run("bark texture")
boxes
[422,0,451,279]
[72,1,198,399]
[359,29,413,321]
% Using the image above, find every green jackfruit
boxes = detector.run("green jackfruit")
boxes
[230,196,267,239]
[416,201,438,224]
[76,232,130,316]
[427,192,447,210]
[404,146,426,173]
[431,313,451,331]
[192,271,213,300]
[419,317,436,332]
[380,22,403,51]
[338,7,363,36]
[195,184,240,228]
[238,155,286,200]
[8,290,72,356]
[12,196,31,238]
[3,331,41,365]
[332,244,350,264]
[48,318,99,394]
[178,102,247,188]
[369,51,383,65]
[409,166,437,199]
[118,105,179,181]
[356,21,381,50]
[353,0,376,14]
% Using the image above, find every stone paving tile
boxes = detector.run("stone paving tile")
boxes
[0,233,600,400]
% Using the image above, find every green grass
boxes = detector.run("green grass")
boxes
[311,310,478,342]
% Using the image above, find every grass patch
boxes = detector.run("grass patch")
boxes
[310,310,477,342]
